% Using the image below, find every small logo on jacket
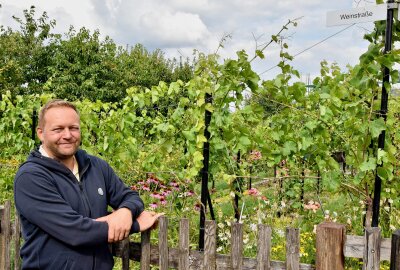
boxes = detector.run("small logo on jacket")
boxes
[98,188,104,196]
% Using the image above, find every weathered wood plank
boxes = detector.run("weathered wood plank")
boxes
[363,227,381,270]
[316,222,345,270]
[391,229,400,270]
[14,211,21,270]
[159,216,169,270]
[0,201,11,270]
[256,224,271,270]
[140,230,151,270]
[204,220,216,270]
[0,206,4,270]
[179,218,190,270]
[345,235,391,261]
[231,222,243,270]
[121,237,130,270]
[286,227,300,270]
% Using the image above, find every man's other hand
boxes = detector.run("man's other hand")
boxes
[137,211,164,232]
[96,208,132,243]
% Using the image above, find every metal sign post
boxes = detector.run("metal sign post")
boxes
[327,2,397,227]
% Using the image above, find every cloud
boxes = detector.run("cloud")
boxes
[138,10,211,47]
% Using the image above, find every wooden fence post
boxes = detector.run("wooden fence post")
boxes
[256,224,271,270]
[391,229,400,270]
[231,222,243,270]
[159,216,169,270]
[121,237,130,270]
[316,222,345,270]
[140,230,151,270]
[179,218,189,270]
[286,227,300,270]
[203,220,216,270]
[363,227,381,270]
[14,210,21,270]
[0,204,3,270]
[1,201,11,270]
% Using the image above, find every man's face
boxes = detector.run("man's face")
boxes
[37,106,81,160]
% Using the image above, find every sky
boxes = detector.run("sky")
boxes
[0,0,381,82]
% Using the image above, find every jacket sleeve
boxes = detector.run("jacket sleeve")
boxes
[14,170,109,247]
[100,159,144,233]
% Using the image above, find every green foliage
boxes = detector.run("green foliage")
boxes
[0,6,194,102]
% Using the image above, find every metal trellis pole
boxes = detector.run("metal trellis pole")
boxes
[372,0,395,227]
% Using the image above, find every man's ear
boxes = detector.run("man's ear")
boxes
[37,127,44,142]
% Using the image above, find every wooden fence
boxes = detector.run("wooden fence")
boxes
[1,200,400,269]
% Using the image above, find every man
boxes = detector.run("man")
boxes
[14,99,161,270]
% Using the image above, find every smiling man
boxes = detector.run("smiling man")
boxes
[14,99,161,270]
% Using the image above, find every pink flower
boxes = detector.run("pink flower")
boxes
[142,185,150,191]
[303,201,321,212]
[161,190,172,196]
[194,203,201,212]
[149,202,158,209]
[169,181,179,187]
[249,150,262,161]
[150,193,165,200]
[247,188,260,196]
[146,178,159,185]
[160,198,167,205]
[185,190,195,197]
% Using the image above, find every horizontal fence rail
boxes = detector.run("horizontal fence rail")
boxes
[1,201,400,269]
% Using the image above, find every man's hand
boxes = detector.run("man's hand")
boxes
[137,211,164,232]
[96,208,132,243]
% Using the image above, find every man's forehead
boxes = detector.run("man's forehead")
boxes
[43,107,80,122]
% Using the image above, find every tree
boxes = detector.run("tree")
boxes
[0,6,194,102]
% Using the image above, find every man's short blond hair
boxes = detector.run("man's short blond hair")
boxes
[38,99,79,129]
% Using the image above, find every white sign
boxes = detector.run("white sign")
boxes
[327,4,387,27]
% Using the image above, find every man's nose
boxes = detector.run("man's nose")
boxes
[62,128,72,137]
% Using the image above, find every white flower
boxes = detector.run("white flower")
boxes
[276,229,284,237]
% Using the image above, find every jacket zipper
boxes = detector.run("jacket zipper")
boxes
[78,182,92,217]
[78,162,97,270]
[77,162,92,217]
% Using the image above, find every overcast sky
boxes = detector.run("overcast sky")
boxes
[0,0,381,81]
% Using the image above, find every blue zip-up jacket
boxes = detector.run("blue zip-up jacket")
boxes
[14,149,144,270]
